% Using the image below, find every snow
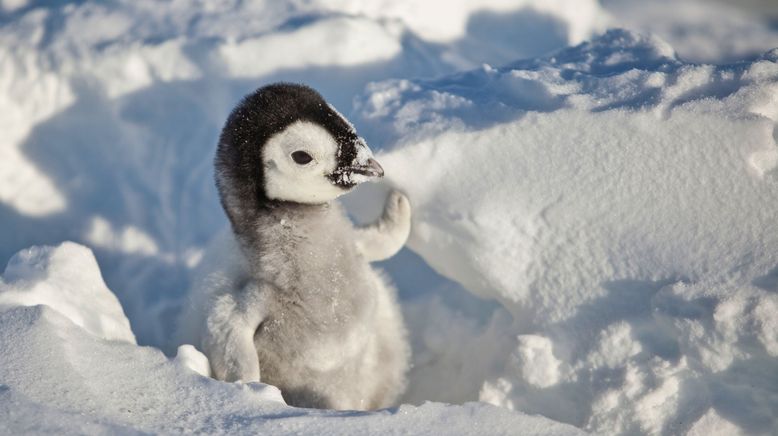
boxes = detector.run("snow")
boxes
[217,16,403,78]
[348,28,778,435]
[0,243,583,434]
[603,0,778,64]
[356,30,778,312]
[0,242,136,344]
[2,0,778,434]
[0,0,611,348]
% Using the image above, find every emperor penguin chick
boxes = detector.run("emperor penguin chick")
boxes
[178,83,412,410]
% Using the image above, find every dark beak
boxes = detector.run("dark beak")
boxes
[351,158,384,178]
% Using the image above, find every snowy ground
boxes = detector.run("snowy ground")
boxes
[1,0,777,435]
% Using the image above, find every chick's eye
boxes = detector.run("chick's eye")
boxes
[291,151,313,165]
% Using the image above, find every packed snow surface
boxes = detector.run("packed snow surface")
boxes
[2,0,778,435]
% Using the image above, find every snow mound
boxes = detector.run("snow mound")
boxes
[0,242,135,344]
[353,29,778,434]
[0,245,583,435]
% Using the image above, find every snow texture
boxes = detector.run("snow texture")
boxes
[603,0,778,64]
[1,0,778,435]
[0,242,136,344]
[350,29,778,435]
[0,243,583,435]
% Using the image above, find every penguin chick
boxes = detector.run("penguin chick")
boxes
[177,83,411,410]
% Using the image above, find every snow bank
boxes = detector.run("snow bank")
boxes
[0,242,135,344]
[0,243,583,435]
[353,29,778,434]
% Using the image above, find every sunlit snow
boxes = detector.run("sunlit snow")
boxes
[1,0,777,434]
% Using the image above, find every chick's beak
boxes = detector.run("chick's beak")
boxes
[353,158,384,178]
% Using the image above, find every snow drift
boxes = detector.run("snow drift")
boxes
[0,242,583,435]
[351,29,778,435]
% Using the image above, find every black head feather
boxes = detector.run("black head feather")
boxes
[215,83,363,232]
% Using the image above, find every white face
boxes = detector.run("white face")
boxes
[262,120,377,204]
